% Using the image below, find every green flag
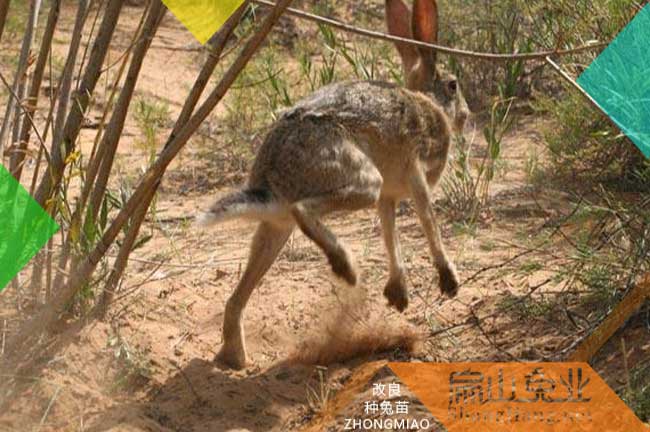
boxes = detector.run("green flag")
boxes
[0,164,59,292]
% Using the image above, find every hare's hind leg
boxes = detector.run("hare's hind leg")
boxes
[218,221,293,369]
[289,141,383,286]
[291,182,381,286]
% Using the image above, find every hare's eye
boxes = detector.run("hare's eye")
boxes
[448,80,458,92]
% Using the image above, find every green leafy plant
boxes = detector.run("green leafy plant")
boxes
[133,97,170,165]
[442,97,513,222]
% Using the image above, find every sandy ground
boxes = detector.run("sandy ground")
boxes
[0,2,648,431]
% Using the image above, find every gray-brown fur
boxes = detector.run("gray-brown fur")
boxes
[198,0,470,369]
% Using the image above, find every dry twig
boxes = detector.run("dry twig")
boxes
[253,0,607,62]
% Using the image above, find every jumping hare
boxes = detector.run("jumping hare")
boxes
[199,0,469,369]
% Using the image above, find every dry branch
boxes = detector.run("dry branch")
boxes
[0,71,48,160]
[9,0,44,155]
[28,61,62,197]
[10,0,61,180]
[81,6,150,203]
[72,1,165,298]
[252,0,607,62]
[50,0,88,162]
[74,0,105,93]
[20,0,88,305]
[51,1,161,295]
[569,274,650,362]
[0,0,10,42]
[0,0,42,158]
[87,1,166,226]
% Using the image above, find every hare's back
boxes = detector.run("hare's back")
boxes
[283,81,446,147]
[250,114,380,203]
[249,80,448,199]
[284,80,410,125]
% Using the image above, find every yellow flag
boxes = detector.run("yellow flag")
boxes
[161,0,245,45]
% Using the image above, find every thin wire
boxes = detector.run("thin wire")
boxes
[252,0,607,62]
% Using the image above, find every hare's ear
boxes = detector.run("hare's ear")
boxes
[412,0,439,68]
[385,0,419,74]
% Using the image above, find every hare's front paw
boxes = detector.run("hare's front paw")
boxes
[384,273,409,312]
[439,265,459,297]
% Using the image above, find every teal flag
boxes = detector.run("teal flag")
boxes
[578,5,650,158]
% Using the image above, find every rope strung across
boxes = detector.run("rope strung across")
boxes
[251,0,607,62]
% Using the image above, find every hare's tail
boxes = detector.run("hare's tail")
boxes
[196,188,282,226]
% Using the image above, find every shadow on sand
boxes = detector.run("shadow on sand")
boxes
[86,357,315,432]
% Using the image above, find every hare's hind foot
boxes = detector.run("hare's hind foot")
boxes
[217,222,293,370]
[384,272,409,312]
[217,300,249,370]
[438,265,459,297]
[291,205,359,287]
[289,177,382,288]
[326,247,358,286]
[216,340,247,370]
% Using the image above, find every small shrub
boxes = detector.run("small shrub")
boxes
[133,97,170,164]
[622,362,650,422]
[442,98,513,222]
